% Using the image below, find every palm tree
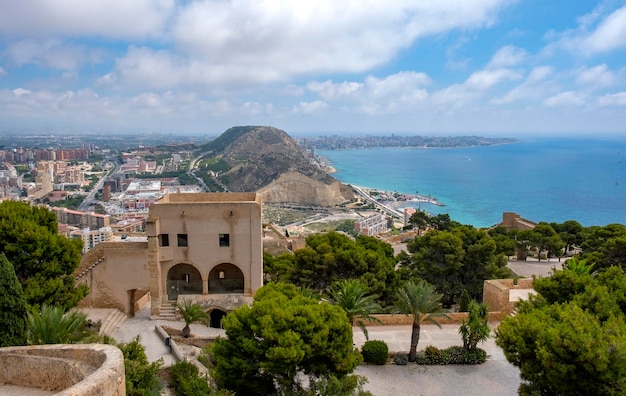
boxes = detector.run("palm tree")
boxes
[323,279,382,340]
[176,299,209,337]
[392,280,449,362]
[28,304,88,344]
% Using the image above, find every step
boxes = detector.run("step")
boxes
[158,302,178,321]
[99,310,127,337]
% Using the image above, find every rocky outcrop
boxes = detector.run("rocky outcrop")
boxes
[197,126,354,206]
[258,171,353,206]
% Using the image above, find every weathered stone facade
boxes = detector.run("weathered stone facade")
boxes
[76,192,263,318]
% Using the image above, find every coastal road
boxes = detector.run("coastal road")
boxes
[352,185,404,219]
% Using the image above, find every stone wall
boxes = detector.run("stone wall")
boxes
[483,278,534,314]
[76,242,149,314]
[0,344,125,396]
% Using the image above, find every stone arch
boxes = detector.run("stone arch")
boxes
[166,263,202,300]
[208,308,227,329]
[208,263,244,294]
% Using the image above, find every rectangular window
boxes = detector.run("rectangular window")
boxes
[159,234,169,247]
[219,233,230,247]
[177,234,188,247]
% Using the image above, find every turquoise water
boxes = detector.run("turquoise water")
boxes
[318,137,626,228]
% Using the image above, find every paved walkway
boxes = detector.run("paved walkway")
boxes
[508,257,563,278]
[110,304,225,367]
[354,325,520,395]
[90,303,521,395]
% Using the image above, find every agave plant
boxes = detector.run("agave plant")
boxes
[28,304,88,345]
[176,299,209,337]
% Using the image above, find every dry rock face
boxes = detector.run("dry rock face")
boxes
[198,126,353,206]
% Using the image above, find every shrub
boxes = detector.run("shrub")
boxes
[170,360,211,396]
[459,300,490,351]
[197,342,217,369]
[119,336,163,396]
[393,354,408,365]
[415,345,487,365]
[361,340,389,365]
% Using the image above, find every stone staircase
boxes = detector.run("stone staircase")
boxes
[99,309,127,337]
[158,301,178,321]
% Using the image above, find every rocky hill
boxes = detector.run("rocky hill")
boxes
[196,126,353,206]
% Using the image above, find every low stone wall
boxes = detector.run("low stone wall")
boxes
[0,344,125,396]
[483,278,534,314]
[370,311,505,326]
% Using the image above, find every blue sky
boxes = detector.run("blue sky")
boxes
[1,0,625,137]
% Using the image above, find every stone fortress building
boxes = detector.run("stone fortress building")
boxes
[76,192,263,327]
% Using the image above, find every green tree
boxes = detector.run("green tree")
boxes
[0,253,28,347]
[551,220,583,255]
[392,280,449,362]
[287,232,400,306]
[119,336,163,396]
[263,252,295,283]
[407,230,465,307]
[459,300,490,351]
[487,226,517,257]
[453,225,511,301]
[408,210,430,235]
[496,266,626,395]
[27,304,88,344]
[323,279,382,341]
[176,299,209,338]
[0,201,88,309]
[529,222,564,261]
[212,283,363,395]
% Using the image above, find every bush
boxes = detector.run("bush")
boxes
[393,354,408,365]
[170,360,211,396]
[415,345,487,365]
[361,340,389,365]
[119,336,163,396]
[197,342,217,369]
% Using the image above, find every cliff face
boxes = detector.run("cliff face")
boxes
[197,126,353,206]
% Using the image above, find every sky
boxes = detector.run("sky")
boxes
[1,0,626,137]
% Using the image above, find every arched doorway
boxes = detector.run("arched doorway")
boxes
[208,263,244,294]
[167,263,202,300]
[209,309,227,329]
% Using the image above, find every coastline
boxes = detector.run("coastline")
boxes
[352,185,445,214]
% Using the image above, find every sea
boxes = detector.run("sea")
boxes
[317,136,626,228]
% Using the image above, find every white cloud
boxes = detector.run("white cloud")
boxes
[0,67,6,76]
[492,66,554,104]
[546,4,626,56]
[487,45,528,68]
[575,64,616,87]
[580,5,626,54]
[294,101,329,115]
[104,0,514,89]
[306,71,430,114]
[307,81,364,101]
[12,88,31,97]
[465,68,522,90]
[0,0,174,39]
[240,102,273,116]
[5,39,106,70]
[544,91,586,107]
[598,92,626,107]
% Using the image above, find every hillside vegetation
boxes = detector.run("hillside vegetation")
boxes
[196,126,353,206]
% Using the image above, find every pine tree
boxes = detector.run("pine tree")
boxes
[0,253,28,347]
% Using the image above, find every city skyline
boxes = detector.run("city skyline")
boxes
[1,1,625,137]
